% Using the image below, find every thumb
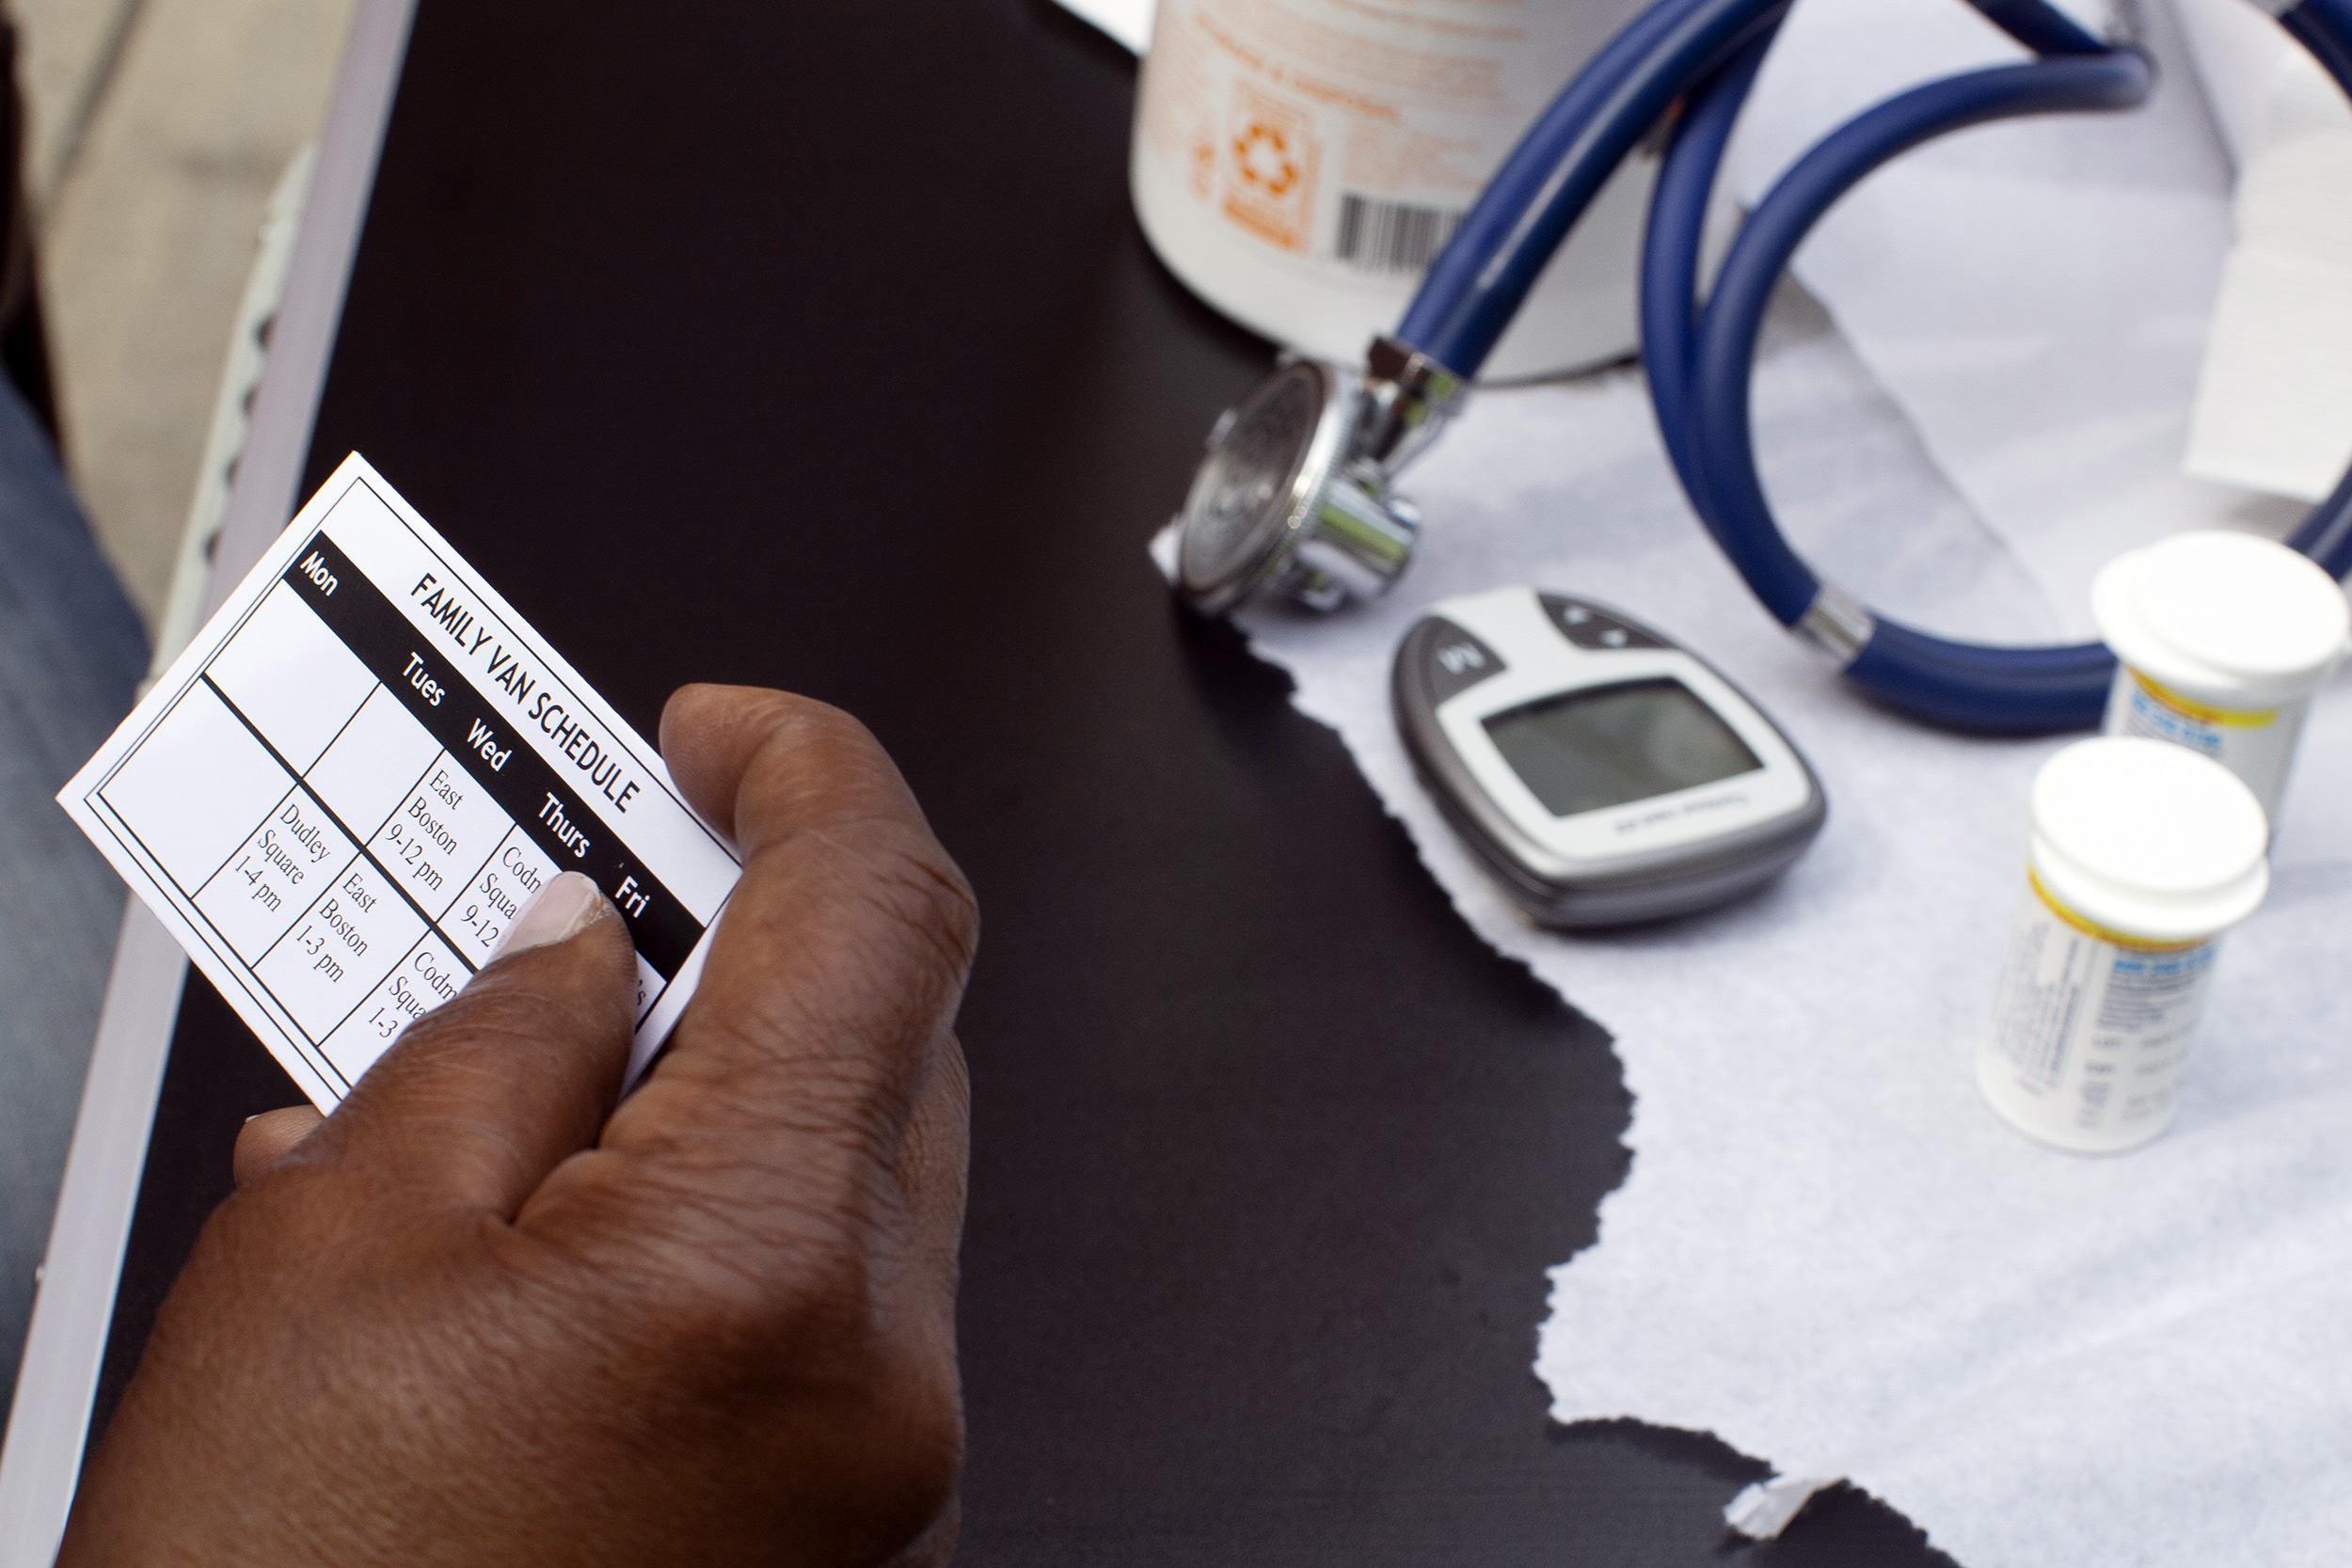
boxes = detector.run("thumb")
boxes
[234,1107,324,1188]
[285,872,641,1218]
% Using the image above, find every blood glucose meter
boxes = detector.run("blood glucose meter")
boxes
[1393,586,1825,927]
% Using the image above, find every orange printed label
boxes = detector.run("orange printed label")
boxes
[1219,80,1320,253]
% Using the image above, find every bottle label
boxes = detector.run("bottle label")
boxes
[2105,666,2303,823]
[1979,869,2217,1150]
[1135,0,1645,277]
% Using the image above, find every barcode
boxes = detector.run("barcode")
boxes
[1333,191,1465,274]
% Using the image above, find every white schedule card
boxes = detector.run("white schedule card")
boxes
[60,454,742,1110]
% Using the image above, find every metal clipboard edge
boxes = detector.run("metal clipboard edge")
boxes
[0,0,420,1553]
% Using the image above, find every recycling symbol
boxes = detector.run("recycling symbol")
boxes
[1232,122,1300,198]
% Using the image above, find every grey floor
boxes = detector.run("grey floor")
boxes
[19,0,358,628]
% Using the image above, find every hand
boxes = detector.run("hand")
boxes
[61,686,977,1566]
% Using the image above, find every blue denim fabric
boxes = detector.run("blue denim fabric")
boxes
[0,377,149,1412]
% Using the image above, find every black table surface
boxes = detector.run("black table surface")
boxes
[93,3,1952,1560]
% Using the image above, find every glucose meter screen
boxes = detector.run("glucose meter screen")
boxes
[1484,678,1762,817]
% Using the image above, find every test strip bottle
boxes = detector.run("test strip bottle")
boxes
[1978,737,2268,1154]
[2091,531,2349,828]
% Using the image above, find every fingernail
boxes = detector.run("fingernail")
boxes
[491,872,610,960]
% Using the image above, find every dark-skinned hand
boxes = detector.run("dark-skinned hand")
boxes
[59,685,977,1567]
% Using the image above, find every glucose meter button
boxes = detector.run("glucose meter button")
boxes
[1540,594,1667,652]
[1422,617,1506,702]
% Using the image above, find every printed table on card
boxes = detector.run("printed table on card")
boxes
[60,455,743,1110]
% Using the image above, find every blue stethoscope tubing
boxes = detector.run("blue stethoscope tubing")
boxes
[1394,0,2352,734]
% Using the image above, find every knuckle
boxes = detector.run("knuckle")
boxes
[584,1126,951,1379]
[753,692,894,794]
[728,821,977,1049]
[854,825,980,986]
[718,690,981,994]
[597,1135,894,1363]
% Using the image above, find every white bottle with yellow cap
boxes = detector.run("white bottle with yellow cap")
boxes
[2090,531,2350,828]
[1979,737,2269,1155]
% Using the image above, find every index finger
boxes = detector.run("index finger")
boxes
[517,687,977,1240]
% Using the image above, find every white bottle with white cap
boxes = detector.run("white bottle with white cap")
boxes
[2090,531,2350,827]
[1979,737,2269,1155]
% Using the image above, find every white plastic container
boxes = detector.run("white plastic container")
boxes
[2091,531,2350,828]
[1978,738,2269,1154]
[1129,0,1653,381]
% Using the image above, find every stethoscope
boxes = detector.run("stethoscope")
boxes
[1171,0,2352,734]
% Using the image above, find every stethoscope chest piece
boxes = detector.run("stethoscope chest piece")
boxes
[1177,341,1463,615]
